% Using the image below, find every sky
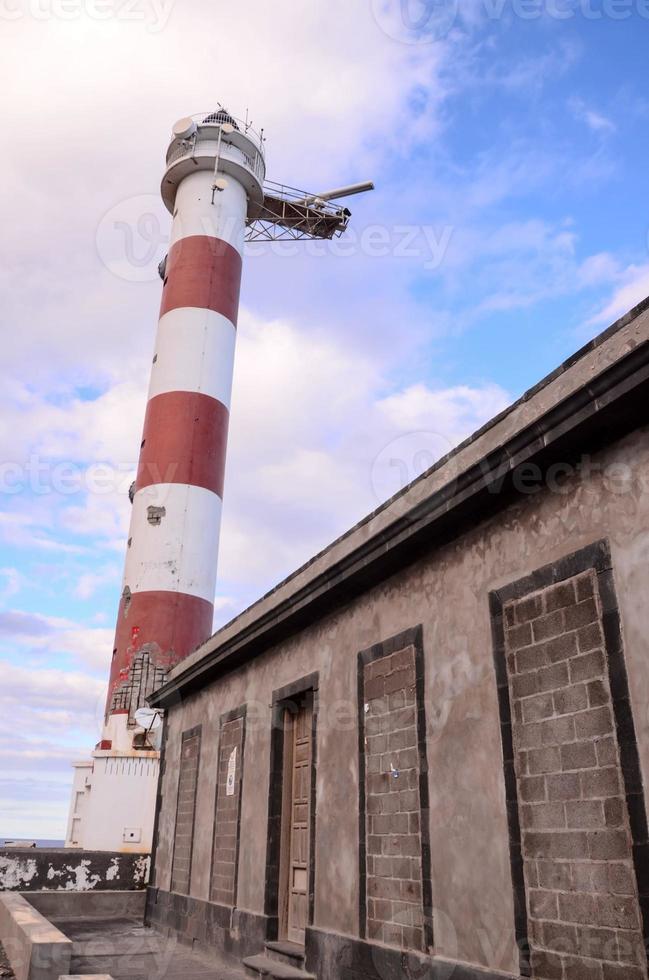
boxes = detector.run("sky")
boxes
[1,0,649,839]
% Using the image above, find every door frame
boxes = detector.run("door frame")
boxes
[264,672,319,943]
[279,693,313,943]
[209,704,247,907]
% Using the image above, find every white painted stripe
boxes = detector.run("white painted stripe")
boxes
[148,307,236,408]
[123,483,221,603]
[170,170,246,257]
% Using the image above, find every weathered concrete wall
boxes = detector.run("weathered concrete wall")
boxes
[26,890,145,920]
[152,425,649,977]
[0,851,150,892]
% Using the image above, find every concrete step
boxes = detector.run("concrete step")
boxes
[70,936,166,955]
[70,952,163,977]
[242,953,315,980]
[264,942,306,969]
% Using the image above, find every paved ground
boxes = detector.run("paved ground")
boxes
[55,916,248,980]
[0,941,15,980]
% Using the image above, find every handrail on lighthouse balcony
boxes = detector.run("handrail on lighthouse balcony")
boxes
[166,136,266,184]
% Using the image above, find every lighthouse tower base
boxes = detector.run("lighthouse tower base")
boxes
[65,714,159,852]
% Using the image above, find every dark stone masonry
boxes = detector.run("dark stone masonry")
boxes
[503,568,646,980]
[170,726,201,895]
[110,649,167,718]
[210,712,245,906]
[362,645,425,951]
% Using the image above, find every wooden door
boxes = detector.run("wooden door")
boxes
[280,700,313,946]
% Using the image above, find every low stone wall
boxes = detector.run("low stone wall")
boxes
[27,890,145,920]
[0,893,71,980]
[0,851,149,892]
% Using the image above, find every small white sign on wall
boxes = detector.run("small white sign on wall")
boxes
[226,747,237,796]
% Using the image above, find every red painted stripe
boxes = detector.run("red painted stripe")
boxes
[160,234,242,324]
[137,391,229,496]
[107,589,213,713]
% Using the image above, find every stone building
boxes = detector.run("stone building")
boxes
[145,298,649,980]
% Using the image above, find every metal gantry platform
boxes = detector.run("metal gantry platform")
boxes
[246,180,353,242]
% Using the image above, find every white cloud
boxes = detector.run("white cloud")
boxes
[0,655,106,837]
[74,565,121,600]
[0,772,75,841]
[471,38,582,95]
[0,379,141,565]
[434,219,625,319]
[587,264,649,327]
[576,252,622,289]
[377,382,510,436]
[0,2,449,182]
[0,662,106,738]
[216,310,511,595]
[0,568,22,601]
[569,97,616,134]
[0,379,145,471]
[0,610,113,674]
[0,511,90,555]
[47,628,114,674]
[0,610,56,637]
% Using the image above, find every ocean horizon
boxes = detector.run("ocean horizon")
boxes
[1,838,65,848]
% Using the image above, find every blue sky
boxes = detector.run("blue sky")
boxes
[1,0,648,838]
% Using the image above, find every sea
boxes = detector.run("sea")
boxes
[1,839,65,848]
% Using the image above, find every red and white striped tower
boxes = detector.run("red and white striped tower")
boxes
[66,110,266,851]
[105,111,265,719]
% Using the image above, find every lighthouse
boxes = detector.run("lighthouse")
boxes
[65,108,372,852]
[107,111,261,724]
